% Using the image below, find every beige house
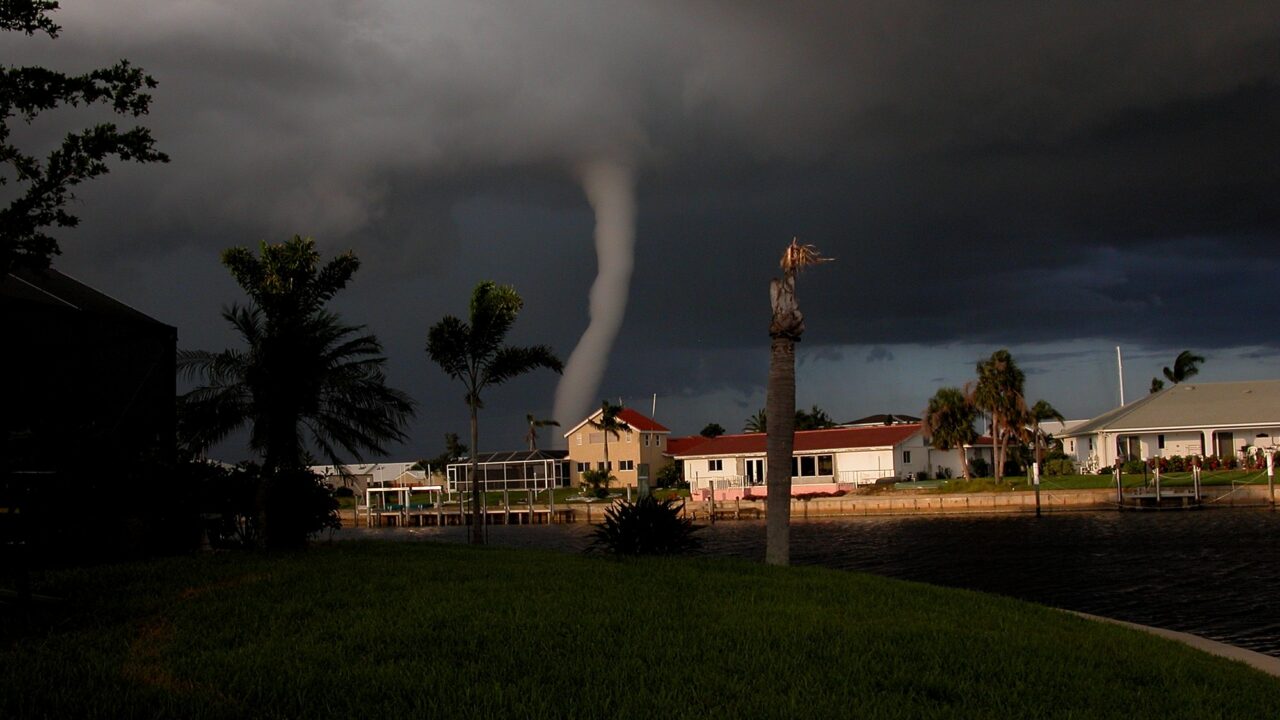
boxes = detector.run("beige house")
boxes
[563,408,671,488]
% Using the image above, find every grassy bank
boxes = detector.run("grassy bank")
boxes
[3,542,1277,719]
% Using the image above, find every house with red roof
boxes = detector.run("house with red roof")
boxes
[563,407,671,488]
[669,423,993,501]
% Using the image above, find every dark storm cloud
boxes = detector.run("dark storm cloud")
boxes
[9,1,1279,453]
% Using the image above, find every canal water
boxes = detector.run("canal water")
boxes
[338,508,1280,658]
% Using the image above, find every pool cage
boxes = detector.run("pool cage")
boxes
[446,450,570,493]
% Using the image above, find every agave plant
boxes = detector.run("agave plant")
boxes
[588,495,702,556]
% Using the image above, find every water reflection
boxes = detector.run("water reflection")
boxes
[338,509,1280,657]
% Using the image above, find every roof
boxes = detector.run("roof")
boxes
[845,413,921,426]
[671,423,923,458]
[666,435,711,456]
[3,268,174,332]
[1062,380,1280,436]
[450,449,568,465]
[563,407,670,437]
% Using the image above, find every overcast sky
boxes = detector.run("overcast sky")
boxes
[9,1,1280,460]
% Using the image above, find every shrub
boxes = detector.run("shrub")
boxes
[588,495,702,556]
[333,486,355,498]
[580,469,613,498]
[1043,458,1074,476]
[1122,459,1146,475]
[969,457,990,478]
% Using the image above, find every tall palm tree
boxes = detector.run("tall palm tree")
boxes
[1163,350,1206,384]
[924,387,978,480]
[744,408,767,433]
[1028,399,1065,471]
[525,413,560,451]
[589,400,631,473]
[178,237,414,547]
[972,349,1027,483]
[795,405,837,430]
[766,238,832,566]
[427,281,562,544]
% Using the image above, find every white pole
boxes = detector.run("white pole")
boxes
[651,393,657,418]
[1116,346,1125,406]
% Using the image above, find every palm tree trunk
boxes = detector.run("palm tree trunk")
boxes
[470,403,483,544]
[993,415,1003,482]
[765,336,796,566]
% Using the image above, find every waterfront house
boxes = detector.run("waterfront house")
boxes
[311,462,419,495]
[563,408,671,488]
[1059,380,1280,471]
[671,424,930,500]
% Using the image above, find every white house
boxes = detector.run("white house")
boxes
[1059,380,1280,471]
[310,462,419,494]
[670,423,990,500]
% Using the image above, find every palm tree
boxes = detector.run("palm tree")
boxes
[766,238,832,566]
[744,408,767,433]
[972,349,1028,483]
[923,387,978,480]
[1163,350,1205,385]
[525,413,560,451]
[427,281,562,544]
[795,405,837,430]
[178,236,414,547]
[589,400,631,474]
[700,423,726,438]
[1028,399,1065,471]
[1149,378,1165,394]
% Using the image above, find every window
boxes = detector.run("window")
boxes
[903,451,911,464]
[597,461,611,471]
[626,432,632,443]
[791,455,834,477]
[1088,438,1094,451]
[708,459,723,472]
[1158,434,1165,449]
[619,460,634,471]
[576,462,589,473]
[576,434,582,446]
[1067,440,1074,452]
[643,434,649,446]
[800,456,816,476]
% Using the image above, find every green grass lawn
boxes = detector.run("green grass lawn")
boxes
[3,542,1277,719]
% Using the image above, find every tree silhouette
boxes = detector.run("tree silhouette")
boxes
[971,349,1028,482]
[1,1,168,272]
[765,238,831,566]
[1163,350,1205,385]
[589,401,631,475]
[924,387,978,480]
[427,281,562,544]
[525,413,560,451]
[178,237,413,547]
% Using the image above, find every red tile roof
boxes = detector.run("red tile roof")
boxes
[666,435,710,456]
[670,423,923,457]
[616,408,669,433]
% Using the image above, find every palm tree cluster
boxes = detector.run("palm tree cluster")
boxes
[924,349,1063,482]
[178,237,414,548]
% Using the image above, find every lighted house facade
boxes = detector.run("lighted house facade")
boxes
[563,408,670,488]
[1059,380,1280,472]
[671,424,930,500]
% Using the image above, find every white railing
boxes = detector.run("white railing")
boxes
[837,469,892,485]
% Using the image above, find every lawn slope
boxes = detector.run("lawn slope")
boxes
[3,541,1278,719]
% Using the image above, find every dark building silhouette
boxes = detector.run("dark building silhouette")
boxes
[2,268,180,560]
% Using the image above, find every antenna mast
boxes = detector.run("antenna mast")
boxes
[1116,346,1125,406]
